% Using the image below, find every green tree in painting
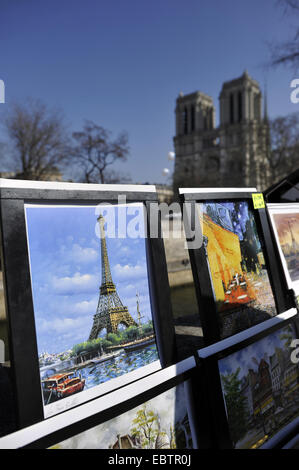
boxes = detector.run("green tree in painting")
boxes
[71,338,113,357]
[106,333,122,345]
[141,320,154,336]
[122,325,139,342]
[130,404,160,449]
[221,367,249,446]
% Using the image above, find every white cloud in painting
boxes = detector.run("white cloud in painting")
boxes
[59,243,98,264]
[118,279,150,300]
[37,315,89,335]
[69,244,98,263]
[113,263,147,281]
[218,327,292,381]
[72,299,98,315]
[51,272,98,295]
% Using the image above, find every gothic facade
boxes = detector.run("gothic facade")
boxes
[173,71,270,192]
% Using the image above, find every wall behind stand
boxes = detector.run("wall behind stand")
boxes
[161,211,204,361]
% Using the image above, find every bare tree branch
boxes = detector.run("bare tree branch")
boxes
[1,99,70,180]
[270,0,299,69]
[261,113,299,183]
[72,120,130,184]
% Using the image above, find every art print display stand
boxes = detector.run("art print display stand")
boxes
[263,168,299,204]
[0,179,176,432]
[0,357,199,450]
[179,188,290,345]
[1,180,298,449]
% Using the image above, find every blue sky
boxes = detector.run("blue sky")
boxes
[0,0,298,183]
[25,203,152,354]
[218,324,296,380]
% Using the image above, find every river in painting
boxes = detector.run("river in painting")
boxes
[40,344,158,405]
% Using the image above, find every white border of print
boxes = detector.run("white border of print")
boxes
[0,177,155,193]
[179,187,257,194]
[23,202,161,419]
[267,203,299,296]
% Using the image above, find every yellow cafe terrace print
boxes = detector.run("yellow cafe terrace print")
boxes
[199,200,276,338]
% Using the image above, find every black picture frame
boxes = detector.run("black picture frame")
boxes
[179,188,289,345]
[196,308,299,449]
[263,168,299,204]
[0,179,176,430]
[0,356,199,450]
[261,417,299,449]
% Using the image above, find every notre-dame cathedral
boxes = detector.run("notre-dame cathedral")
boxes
[173,71,270,192]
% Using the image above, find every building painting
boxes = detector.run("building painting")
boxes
[220,325,299,448]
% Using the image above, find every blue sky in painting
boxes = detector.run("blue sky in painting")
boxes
[225,202,249,241]
[218,325,296,381]
[25,203,152,355]
[204,201,259,245]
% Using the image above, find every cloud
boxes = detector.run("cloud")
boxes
[59,243,98,265]
[51,272,99,295]
[113,263,147,281]
[37,315,89,335]
[72,299,98,315]
[219,326,292,380]
[69,244,98,264]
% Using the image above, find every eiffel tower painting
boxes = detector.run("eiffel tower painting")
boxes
[88,214,137,340]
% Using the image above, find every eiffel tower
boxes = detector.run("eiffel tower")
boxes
[88,214,137,340]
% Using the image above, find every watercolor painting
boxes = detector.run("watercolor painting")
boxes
[49,382,193,449]
[25,202,159,415]
[199,200,277,338]
[272,211,299,286]
[219,324,299,449]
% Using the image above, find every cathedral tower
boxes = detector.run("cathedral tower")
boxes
[173,90,218,190]
[218,70,270,189]
[173,71,270,191]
